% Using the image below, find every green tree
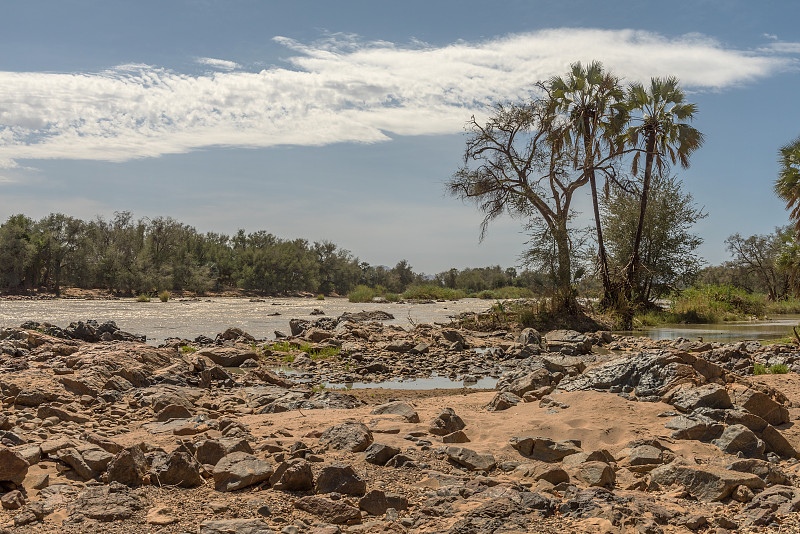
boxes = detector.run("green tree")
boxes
[548,61,626,305]
[774,135,800,226]
[448,99,585,312]
[725,227,792,301]
[602,174,706,303]
[623,77,704,299]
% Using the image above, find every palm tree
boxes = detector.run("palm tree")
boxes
[774,135,800,227]
[548,61,627,307]
[624,77,704,302]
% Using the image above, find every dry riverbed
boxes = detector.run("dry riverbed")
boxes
[2,312,800,533]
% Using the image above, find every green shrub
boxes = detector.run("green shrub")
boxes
[316,294,325,300]
[670,284,766,323]
[159,290,171,302]
[753,363,768,375]
[136,293,151,302]
[348,285,377,303]
[180,345,196,353]
[769,363,790,374]
[385,293,401,302]
[766,298,800,314]
[402,284,466,300]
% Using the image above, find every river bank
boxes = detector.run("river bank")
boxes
[2,312,800,533]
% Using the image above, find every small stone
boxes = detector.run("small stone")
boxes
[1,490,25,510]
[442,430,470,443]
[146,505,178,525]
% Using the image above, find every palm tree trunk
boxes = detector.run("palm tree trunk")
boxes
[582,120,613,307]
[628,132,656,301]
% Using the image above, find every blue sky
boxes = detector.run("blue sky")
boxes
[1,1,798,273]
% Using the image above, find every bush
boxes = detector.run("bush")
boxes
[136,293,151,302]
[402,284,466,301]
[670,284,766,323]
[159,290,171,302]
[753,363,768,375]
[316,294,325,300]
[753,362,790,375]
[180,345,196,353]
[348,285,377,303]
[476,286,535,300]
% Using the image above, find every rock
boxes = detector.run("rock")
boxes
[575,461,615,488]
[510,436,582,462]
[511,464,569,485]
[213,452,274,492]
[370,401,419,423]
[68,484,143,521]
[759,424,799,459]
[445,446,496,471]
[79,446,115,474]
[665,414,724,441]
[730,385,790,426]
[441,329,467,346]
[363,443,400,466]
[741,485,800,527]
[294,496,361,524]
[485,391,522,412]
[712,424,765,458]
[37,404,91,424]
[217,327,256,342]
[1,490,24,510]
[146,505,179,525]
[320,422,373,452]
[315,463,366,495]
[0,445,29,484]
[669,383,733,412]
[517,328,542,347]
[358,489,408,516]
[545,330,591,354]
[56,447,95,480]
[200,519,276,534]
[289,319,310,337]
[649,462,765,501]
[271,459,314,491]
[627,445,664,467]
[155,403,192,421]
[106,446,148,486]
[197,347,259,367]
[500,368,552,397]
[41,436,76,456]
[442,430,470,443]
[428,408,466,436]
[727,458,789,485]
[152,451,203,487]
[189,438,254,466]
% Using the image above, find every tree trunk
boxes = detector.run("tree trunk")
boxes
[553,223,577,314]
[582,118,613,308]
[628,132,657,303]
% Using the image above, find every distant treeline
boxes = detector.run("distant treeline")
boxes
[0,212,540,296]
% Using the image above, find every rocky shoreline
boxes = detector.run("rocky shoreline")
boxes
[2,313,800,533]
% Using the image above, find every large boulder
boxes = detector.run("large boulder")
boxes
[712,424,765,458]
[370,401,419,423]
[315,464,366,495]
[213,452,274,492]
[151,451,203,488]
[271,459,313,491]
[106,446,148,486]
[0,445,29,484]
[196,348,258,368]
[669,383,733,412]
[730,385,790,426]
[428,408,466,436]
[649,462,765,501]
[319,422,373,452]
[544,330,592,355]
[510,436,582,462]
[445,447,496,472]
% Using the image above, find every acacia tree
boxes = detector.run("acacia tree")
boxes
[448,99,586,312]
[548,61,627,306]
[623,77,704,299]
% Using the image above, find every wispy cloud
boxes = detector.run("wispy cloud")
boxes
[0,29,794,169]
[196,57,241,71]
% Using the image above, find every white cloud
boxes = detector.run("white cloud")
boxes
[196,57,241,71]
[0,28,794,169]
[760,42,800,54]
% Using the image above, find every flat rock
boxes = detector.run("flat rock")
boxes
[370,401,419,422]
[197,347,258,367]
[445,446,496,471]
[320,422,373,452]
[200,519,276,534]
[650,462,765,501]
[68,484,143,521]
[294,496,361,525]
[213,452,274,492]
[669,383,732,412]
[510,436,582,462]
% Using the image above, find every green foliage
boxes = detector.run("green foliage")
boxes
[281,353,295,363]
[348,285,378,302]
[316,294,325,300]
[766,298,800,314]
[136,293,151,302]
[180,345,196,353]
[754,363,790,375]
[159,290,171,302]
[402,284,466,300]
[385,293,401,302]
[475,286,535,299]
[651,284,765,323]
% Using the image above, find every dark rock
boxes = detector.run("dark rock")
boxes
[499,368,552,397]
[649,462,765,501]
[187,438,254,466]
[445,446,496,471]
[545,330,591,354]
[759,424,799,459]
[358,489,408,516]
[363,443,400,466]
[509,436,582,462]
[1,490,24,510]
[442,430,470,443]
[429,408,466,436]
[152,451,203,487]
[727,458,789,485]
[294,496,361,524]
[517,328,542,347]
[665,414,724,441]
[197,347,258,367]
[56,448,95,480]
[731,385,790,426]
[315,463,366,495]
[669,383,733,412]
[213,452,274,492]
[271,459,313,491]
[155,403,192,421]
[712,424,765,458]
[106,446,148,486]
[0,445,29,484]
[200,519,276,534]
[68,484,143,521]
[575,461,615,488]
[485,391,522,412]
[320,422,373,452]
[741,485,800,527]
